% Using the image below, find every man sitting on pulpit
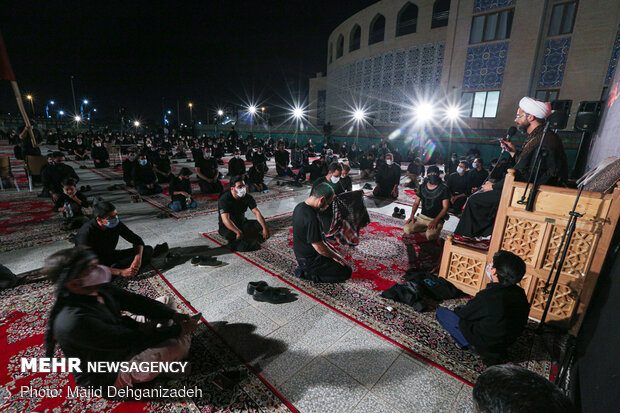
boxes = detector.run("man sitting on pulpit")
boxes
[454,97,568,239]
[435,250,530,365]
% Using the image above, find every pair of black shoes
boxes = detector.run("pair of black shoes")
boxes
[191,255,221,267]
[392,207,406,219]
[362,183,373,190]
[247,281,291,304]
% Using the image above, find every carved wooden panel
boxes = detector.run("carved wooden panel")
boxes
[543,226,595,278]
[500,217,542,266]
[518,273,533,299]
[447,252,484,287]
[531,279,577,320]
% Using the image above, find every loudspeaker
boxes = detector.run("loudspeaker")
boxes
[549,100,572,130]
[574,101,602,132]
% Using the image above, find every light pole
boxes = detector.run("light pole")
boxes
[26,95,35,116]
[80,99,88,120]
[188,103,194,138]
[46,100,55,118]
[70,75,77,114]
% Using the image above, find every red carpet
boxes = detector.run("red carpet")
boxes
[0,271,296,412]
[203,211,559,385]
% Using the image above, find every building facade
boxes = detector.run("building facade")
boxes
[309,0,620,133]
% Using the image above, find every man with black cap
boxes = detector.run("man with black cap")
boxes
[454,97,568,239]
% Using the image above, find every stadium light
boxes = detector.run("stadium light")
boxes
[292,107,304,119]
[445,105,461,121]
[413,102,434,123]
[26,95,32,100]
[49,100,55,105]
[217,109,224,116]
[74,115,81,122]
[83,99,88,104]
[248,105,257,115]
[133,121,140,127]
[59,111,65,116]
[353,108,366,122]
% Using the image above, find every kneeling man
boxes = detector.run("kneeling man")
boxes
[218,176,270,251]
[436,250,530,364]
[292,183,352,283]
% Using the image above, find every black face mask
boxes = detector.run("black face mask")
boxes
[428,175,441,185]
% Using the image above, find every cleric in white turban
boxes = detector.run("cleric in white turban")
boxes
[518,97,552,120]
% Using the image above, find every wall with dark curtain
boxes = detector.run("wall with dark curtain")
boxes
[571,224,620,412]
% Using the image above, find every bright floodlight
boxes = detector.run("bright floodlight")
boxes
[188,102,193,108]
[59,111,65,116]
[74,115,81,122]
[353,109,366,121]
[414,102,434,122]
[292,107,304,119]
[83,100,88,104]
[248,105,257,115]
[26,94,32,100]
[217,109,224,116]
[446,106,461,121]
[50,100,55,105]
[167,110,172,114]
[133,121,140,127]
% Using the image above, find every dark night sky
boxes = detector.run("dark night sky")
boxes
[1,0,378,124]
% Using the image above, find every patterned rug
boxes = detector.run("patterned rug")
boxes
[203,212,559,384]
[0,192,72,252]
[0,270,296,412]
[363,185,418,207]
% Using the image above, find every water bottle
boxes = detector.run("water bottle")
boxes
[64,201,73,218]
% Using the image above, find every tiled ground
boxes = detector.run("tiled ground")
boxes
[0,150,472,413]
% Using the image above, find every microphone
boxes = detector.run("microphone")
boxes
[504,126,517,142]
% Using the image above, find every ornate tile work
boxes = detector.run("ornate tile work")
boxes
[326,42,445,124]
[473,0,515,13]
[462,41,509,90]
[605,29,620,85]
[537,36,571,88]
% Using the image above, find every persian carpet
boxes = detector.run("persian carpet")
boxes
[0,192,72,252]
[363,185,418,207]
[203,211,558,385]
[0,270,296,413]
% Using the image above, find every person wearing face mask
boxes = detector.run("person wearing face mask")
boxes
[359,152,375,180]
[435,250,529,365]
[73,138,89,162]
[152,148,172,184]
[75,201,164,274]
[325,148,338,165]
[467,157,489,194]
[447,153,459,175]
[122,149,138,187]
[53,178,92,230]
[275,143,292,177]
[195,147,223,194]
[369,143,378,158]
[292,183,352,283]
[340,163,353,192]
[339,142,348,158]
[90,139,110,168]
[133,155,163,195]
[253,146,268,171]
[309,155,328,181]
[373,153,401,199]
[172,142,188,159]
[40,151,80,200]
[218,176,270,252]
[447,161,470,214]
[227,148,246,177]
[168,168,198,211]
[44,247,199,389]
[405,157,425,191]
[312,162,344,195]
[404,165,450,240]
[247,160,269,193]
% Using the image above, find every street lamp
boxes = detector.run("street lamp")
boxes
[188,102,193,122]
[46,100,55,118]
[291,106,305,144]
[80,99,88,119]
[134,121,140,127]
[247,105,257,134]
[351,107,367,146]
[26,95,35,116]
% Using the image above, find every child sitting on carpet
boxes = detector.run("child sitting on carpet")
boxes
[53,178,91,230]
[168,168,198,211]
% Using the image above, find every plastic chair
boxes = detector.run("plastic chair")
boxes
[24,155,48,191]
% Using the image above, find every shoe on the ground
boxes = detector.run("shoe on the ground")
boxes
[247,281,268,295]
[198,256,221,267]
[154,242,169,257]
[252,284,289,304]
[362,183,373,190]
[392,207,400,218]
[191,256,201,266]
[399,208,407,218]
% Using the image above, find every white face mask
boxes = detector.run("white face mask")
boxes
[330,176,340,184]
[95,143,102,147]
[386,159,393,165]
[80,265,112,288]
[456,166,464,174]
[472,162,478,169]
[235,187,247,197]
[234,154,240,159]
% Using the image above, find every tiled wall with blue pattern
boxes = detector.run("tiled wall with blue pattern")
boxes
[605,29,620,85]
[537,36,571,88]
[473,0,515,13]
[462,41,509,90]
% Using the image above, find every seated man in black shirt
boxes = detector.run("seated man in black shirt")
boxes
[311,162,344,195]
[133,155,163,195]
[53,178,91,230]
[44,247,198,389]
[405,157,425,191]
[218,176,270,252]
[373,153,401,199]
[91,139,110,168]
[75,201,160,275]
[168,167,198,211]
[340,163,353,192]
[292,183,352,283]
[195,147,223,194]
[404,166,450,240]
[73,137,89,162]
[309,156,328,181]
[122,149,138,187]
[275,143,293,177]
[152,147,172,184]
[467,158,489,194]
[227,148,246,177]
[41,151,80,200]
[447,160,470,214]
[359,152,375,180]
[436,250,530,365]
[247,161,268,193]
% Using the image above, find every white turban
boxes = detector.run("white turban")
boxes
[519,97,552,119]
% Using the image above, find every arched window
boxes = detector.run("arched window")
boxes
[336,34,344,58]
[431,0,450,28]
[349,25,361,52]
[368,14,385,45]
[396,3,418,36]
[328,43,333,63]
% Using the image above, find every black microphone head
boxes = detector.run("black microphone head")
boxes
[506,126,518,141]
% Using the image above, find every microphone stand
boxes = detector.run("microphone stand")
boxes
[517,122,552,211]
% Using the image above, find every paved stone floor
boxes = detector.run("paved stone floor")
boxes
[0,152,473,412]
